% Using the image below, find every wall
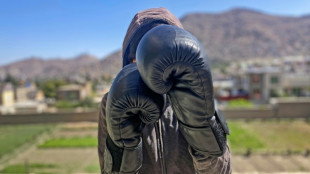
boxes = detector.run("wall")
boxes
[0,110,98,125]
[1,99,309,125]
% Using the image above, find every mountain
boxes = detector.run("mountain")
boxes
[81,51,122,79]
[0,54,99,80]
[181,8,310,60]
[0,51,123,80]
[1,8,310,80]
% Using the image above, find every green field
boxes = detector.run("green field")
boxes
[0,163,57,174]
[1,120,310,173]
[84,164,101,173]
[0,124,54,158]
[38,136,97,148]
[228,119,310,154]
[35,119,310,154]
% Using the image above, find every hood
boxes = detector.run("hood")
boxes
[122,7,183,67]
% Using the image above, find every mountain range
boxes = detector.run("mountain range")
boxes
[1,8,310,80]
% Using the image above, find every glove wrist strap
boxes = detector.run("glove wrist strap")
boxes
[178,111,228,157]
[104,135,142,174]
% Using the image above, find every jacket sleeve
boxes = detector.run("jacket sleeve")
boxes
[189,144,232,174]
[98,92,109,174]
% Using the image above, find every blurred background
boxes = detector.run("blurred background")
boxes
[1,0,310,173]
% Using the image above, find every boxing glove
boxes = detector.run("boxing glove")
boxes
[136,25,229,157]
[104,63,165,174]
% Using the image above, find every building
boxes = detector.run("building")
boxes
[281,73,310,97]
[57,82,92,101]
[247,66,310,103]
[15,82,44,102]
[13,82,46,114]
[14,101,47,114]
[247,67,282,103]
[0,83,15,106]
[0,83,15,114]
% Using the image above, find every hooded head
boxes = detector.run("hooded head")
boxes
[122,7,183,67]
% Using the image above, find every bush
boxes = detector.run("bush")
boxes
[38,136,97,148]
[55,100,79,109]
[38,79,66,98]
[55,97,96,109]
[227,98,254,108]
[78,97,96,108]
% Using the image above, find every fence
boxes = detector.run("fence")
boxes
[0,98,309,125]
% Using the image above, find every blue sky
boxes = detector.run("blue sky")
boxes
[1,0,310,65]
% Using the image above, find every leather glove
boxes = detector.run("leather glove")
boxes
[104,63,165,174]
[136,25,229,157]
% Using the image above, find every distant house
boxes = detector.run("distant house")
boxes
[15,82,44,102]
[214,55,310,103]
[14,101,46,114]
[57,82,92,101]
[247,66,310,103]
[94,82,110,103]
[0,83,15,106]
[14,82,46,114]
[27,90,45,101]
[247,67,282,103]
[214,79,249,101]
[0,83,15,114]
[281,73,310,97]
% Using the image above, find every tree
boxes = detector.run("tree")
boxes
[38,79,66,98]
[4,73,19,87]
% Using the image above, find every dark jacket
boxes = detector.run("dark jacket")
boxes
[98,93,231,174]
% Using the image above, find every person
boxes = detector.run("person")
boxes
[98,7,232,174]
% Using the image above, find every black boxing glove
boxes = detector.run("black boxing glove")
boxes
[104,63,165,174]
[136,25,229,157]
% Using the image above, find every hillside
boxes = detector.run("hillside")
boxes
[181,8,310,60]
[0,54,99,80]
[1,8,310,79]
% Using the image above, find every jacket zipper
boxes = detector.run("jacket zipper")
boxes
[155,119,167,174]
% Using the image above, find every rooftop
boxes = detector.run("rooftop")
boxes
[58,84,81,91]
[246,66,281,74]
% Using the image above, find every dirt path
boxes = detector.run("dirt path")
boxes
[12,148,98,173]
[231,155,310,173]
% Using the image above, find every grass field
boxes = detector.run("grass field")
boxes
[0,163,57,174]
[228,119,310,154]
[0,124,54,158]
[38,136,97,148]
[34,119,310,154]
[1,120,310,173]
[84,164,101,173]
